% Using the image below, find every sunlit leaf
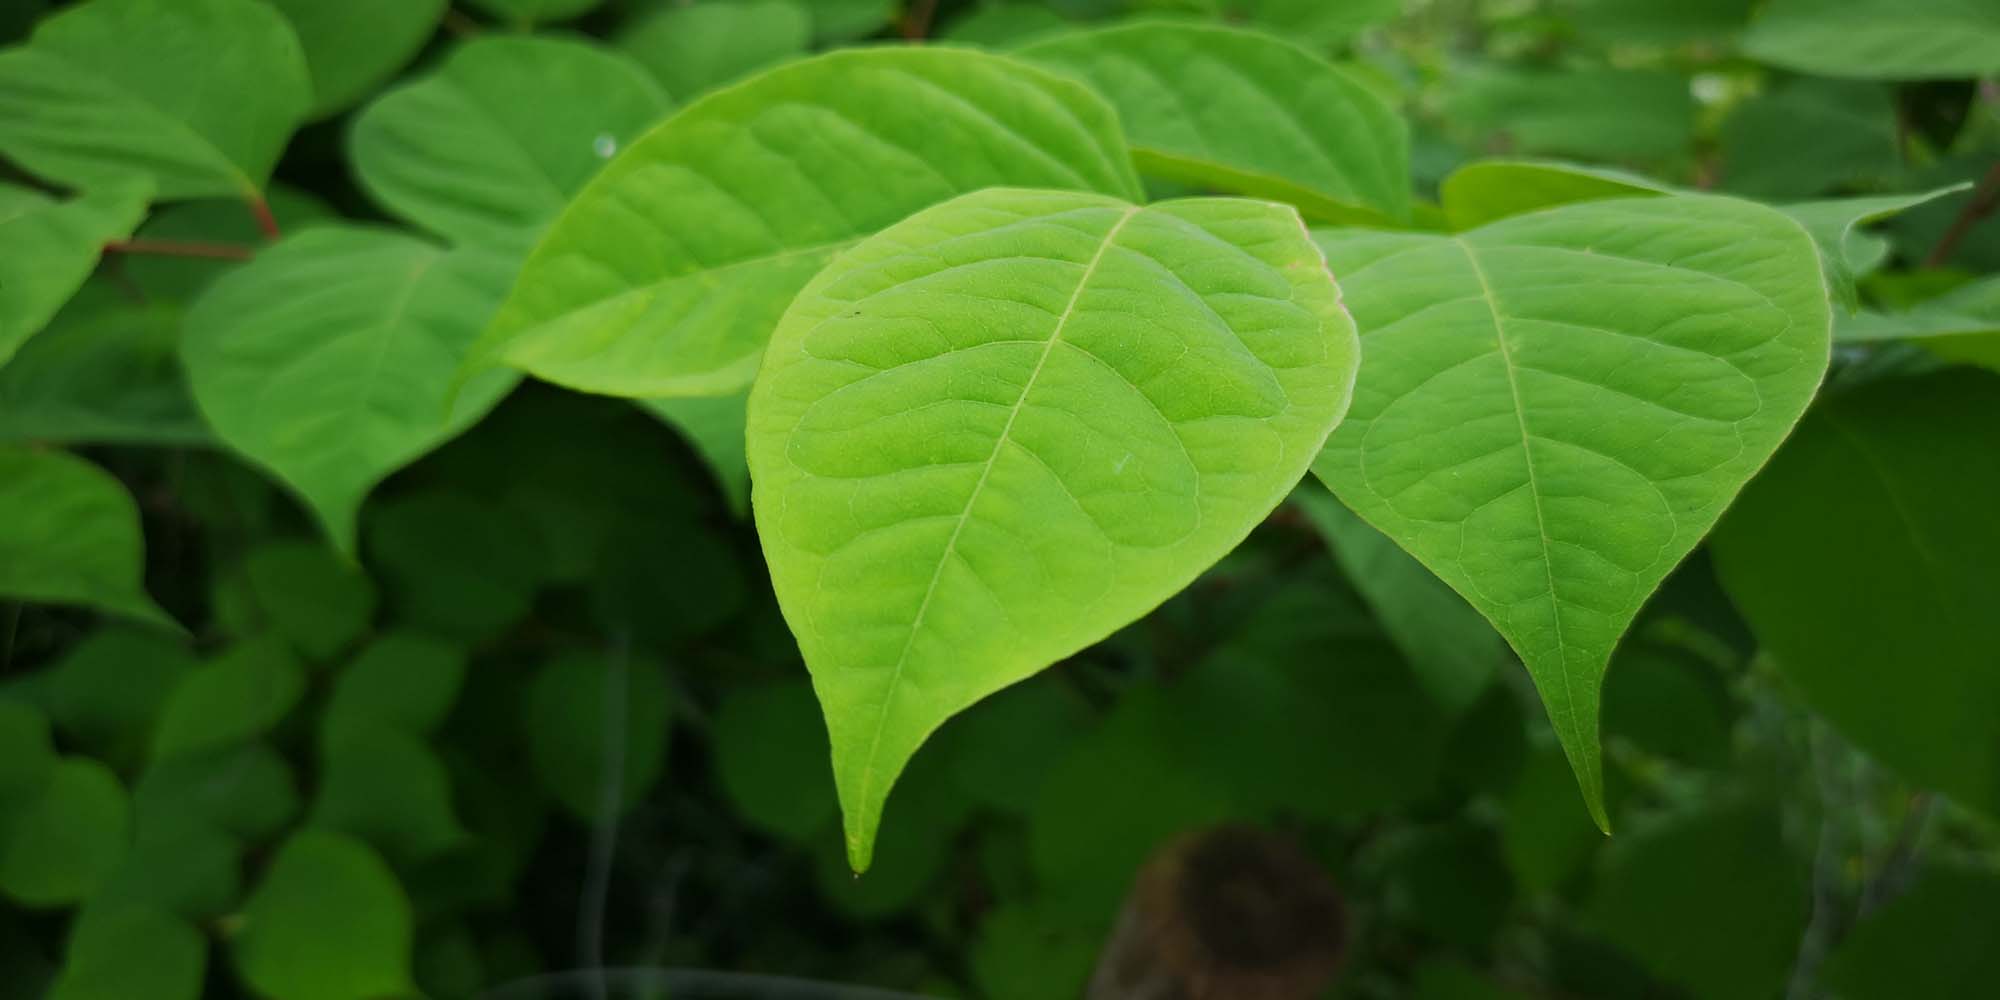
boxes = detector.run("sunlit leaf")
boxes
[0,446,172,628]
[1439,159,1666,231]
[233,831,414,1000]
[0,181,148,368]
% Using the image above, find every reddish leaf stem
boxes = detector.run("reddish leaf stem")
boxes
[247,192,281,240]
[104,238,254,260]
[1925,161,2000,268]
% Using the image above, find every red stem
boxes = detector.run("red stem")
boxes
[901,0,938,40]
[105,238,253,260]
[247,193,281,240]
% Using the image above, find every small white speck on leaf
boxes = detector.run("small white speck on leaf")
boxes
[593,134,618,158]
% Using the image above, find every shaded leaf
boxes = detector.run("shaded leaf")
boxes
[1825,863,2000,999]
[1447,67,1694,164]
[45,627,198,765]
[637,391,751,516]
[1837,274,2000,374]
[464,0,602,28]
[1743,0,2000,81]
[48,903,205,1000]
[616,0,810,99]
[234,831,414,1000]
[711,679,838,841]
[0,758,129,906]
[132,743,298,841]
[150,639,306,762]
[366,491,547,640]
[234,540,377,660]
[0,284,208,446]
[524,653,671,822]
[0,181,148,367]
[121,188,331,303]
[0,446,172,628]
[325,633,467,737]
[1719,79,1900,200]
[263,0,446,117]
[310,726,466,867]
[1778,185,1970,309]
[0,700,56,801]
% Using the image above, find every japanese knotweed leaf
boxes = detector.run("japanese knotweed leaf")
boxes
[0,446,173,629]
[1439,159,1666,231]
[0,182,149,368]
[748,188,1358,870]
[0,0,309,200]
[615,0,810,100]
[470,46,1141,400]
[1018,21,1409,224]
[1838,275,2000,374]
[350,36,670,248]
[181,227,521,556]
[1310,195,1831,829]
[1743,0,2000,81]
[1778,185,1971,309]
[263,0,446,118]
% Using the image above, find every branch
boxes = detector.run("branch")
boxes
[104,238,253,260]
[1925,161,2000,268]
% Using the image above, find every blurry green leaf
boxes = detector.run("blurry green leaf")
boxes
[95,815,240,919]
[352,36,669,248]
[0,757,129,906]
[791,0,896,42]
[711,679,837,841]
[1383,823,1514,952]
[0,446,173,628]
[150,639,306,761]
[1021,21,1409,223]
[1311,195,1830,829]
[637,391,750,516]
[1221,0,1398,46]
[1439,159,1667,230]
[263,0,445,117]
[1719,80,1899,200]
[121,188,331,303]
[1585,802,1807,1000]
[1501,740,1605,894]
[366,492,547,640]
[465,0,602,27]
[0,284,208,446]
[590,519,745,647]
[414,923,485,1000]
[811,746,967,919]
[47,903,205,1000]
[325,633,467,737]
[749,188,1357,870]
[236,541,377,660]
[1438,680,1528,799]
[132,742,298,840]
[1295,486,1503,714]
[970,901,1100,1000]
[1778,185,1970,309]
[310,726,466,867]
[943,3,1070,46]
[0,700,56,801]
[46,627,198,765]
[1713,370,2000,815]
[1825,863,2000,998]
[1891,147,2000,273]
[182,227,522,555]
[617,0,809,99]
[234,830,414,1000]
[1838,274,2000,374]
[0,181,149,367]
[936,675,1091,817]
[1554,0,1752,46]
[524,653,671,822]
[473,46,1141,398]
[1601,643,1733,770]
[1447,68,1694,164]
[0,0,309,198]
[1743,0,2000,81]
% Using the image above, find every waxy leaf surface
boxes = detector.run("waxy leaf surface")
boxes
[749,188,1358,869]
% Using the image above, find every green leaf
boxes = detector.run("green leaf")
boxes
[1825,863,2000,998]
[1584,802,1808,1000]
[235,540,377,660]
[1778,185,1971,309]
[0,0,309,199]
[365,491,548,640]
[1719,79,1900,200]
[0,181,149,368]
[1600,643,1733,770]
[132,743,298,841]
[637,391,751,516]
[1743,0,2000,81]
[1295,485,1504,714]
[48,904,205,1000]
[150,639,306,762]
[351,36,669,248]
[464,0,602,28]
[943,3,1072,46]
[472,46,1141,399]
[0,446,173,628]
[1019,21,1409,224]
[95,816,240,920]
[122,188,332,303]
[1220,0,1399,46]
[182,227,522,555]
[1712,370,2000,815]
[46,627,198,765]
[234,831,414,1000]
[1553,0,1753,46]
[263,0,445,118]
[325,633,467,737]
[970,901,1099,1000]
[524,653,671,822]
[791,0,896,42]
[1501,739,1608,893]
[0,284,209,446]
[748,187,1357,870]
[1439,159,1667,231]
[711,679,837,841]
[1838,275,2000,374]
[0,700,56,801]
[616,0,810,100]
[0,757,129,906]
[1446,68,1694,165]
[310,726,466,867]
[1310,195,1832,829]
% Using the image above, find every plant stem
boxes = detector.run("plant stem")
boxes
[901,0,938,40]
[104,238,253,260]
[1925,162,2000,268]
[246,192,281,240]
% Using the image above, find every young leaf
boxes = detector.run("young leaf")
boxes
[1743,0,2000,81]
[181,227,521,555]
[350,36,670,248]
[1019,21,1409,224]
[0,0,309,199]
[638,391,751,516]
[47,903,206,1000]
[0,446,173,628]
[233,831,414,1000]
[0,758,130,907]
[616,0,810,100]
[1712,370,2000,816]
[0,181,149,367]
[263,0,446,118]
[471,46,1142,399]
[1439,159,1667,231]
[1837,275,2000,374]
[0,284,209,446]
[748,188,1359,870]
[1310,195,1832,829]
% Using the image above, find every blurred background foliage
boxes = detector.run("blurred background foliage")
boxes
[2,1,1998,999]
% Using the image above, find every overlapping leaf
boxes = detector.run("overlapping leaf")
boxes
[1439,160,1667,232]
[263,0,445,118]
[1838,275,2000,373]
[0,284,207,446]
[616,0,810,99]
[0,182,149,367]
[0,446,171,628]
[1743,0,2000,81]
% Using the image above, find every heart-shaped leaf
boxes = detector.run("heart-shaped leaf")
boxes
[47,903,205,1000]
[233,831,413,1000]
[1019,21,1409,224]
[1311,195,1832,827]
[0,757,129,907]
[263,0,446,118]
[350,36,670,248]
[0,446,172,628]
[1743,0,2000,81]
[150,639,306,763]
[0,0,309,199]
[749,187,1358,869]
[471,46,1141,399]
[181,227,521,555]
[0,182,149,367]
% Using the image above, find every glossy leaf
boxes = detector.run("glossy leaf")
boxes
[47,904,205,1000]
[472,46,1141,399]
[1439,159,1666,231]
[182,227,522,555]
[0,446,172,627]
[0,0,309,199]
[351,36,669,248]
[0,284,208,446]
[1020,21,1409,224]
[524,653,671,822]
[1311,195,1832,828]
[0,182,148,367]
[1712,370,2000,815]
[234,831,414,1000]
[263,0,446,117]
[1743,0,2000,81]
[0,758,129,906]
[749,187,1358,869]
[616,0,810,99]
[150,639,306,762]
[1838,275,2000,374]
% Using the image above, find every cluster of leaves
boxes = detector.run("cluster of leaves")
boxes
[2,0,1999,998]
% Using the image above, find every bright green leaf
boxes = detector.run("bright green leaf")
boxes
[1439,159,1667,231]
[48,903,205,1000]
[182,227,522,555]
[0,446,173,628]
[1743,0,2000,81]
[0,757,129,906]
[524,653,671,822]
[263,0,445,117]
[616,0,810,99]
[472,46,1141,399]
[325,633,467,737]
[150,639,305,762]
[351,36,669,248]
[1020,21,1409,224]
[0,284,208,446]
[234,830,414,1000]
[1311,195,1832,829]
[0,181,148,368]
[638,391,751,516]
[749,187,1358,870]
[0,0,309,199]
